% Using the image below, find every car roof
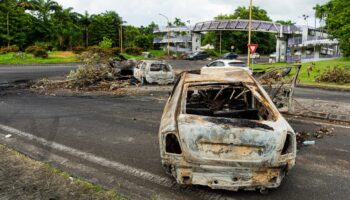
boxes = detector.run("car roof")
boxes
[213,59,244,63]
[184,68,254,84]
[141,60,168,64]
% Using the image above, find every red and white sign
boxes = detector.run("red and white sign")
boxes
[248,44,258,54]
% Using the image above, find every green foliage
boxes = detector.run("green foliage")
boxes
[315,0,350,56]
[25,45,48,58]
[205,49,220,57]
[98,37,113,49]
[72,46,86,54]
[125,47,143,55]
[134,35,153,50]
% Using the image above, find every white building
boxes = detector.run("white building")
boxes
[153,26,192,53]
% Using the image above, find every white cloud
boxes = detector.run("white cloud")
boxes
[55,0,329,27]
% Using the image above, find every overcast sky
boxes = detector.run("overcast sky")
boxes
[55,0,329,27]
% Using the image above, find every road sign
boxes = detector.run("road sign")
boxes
[248,44,258,54]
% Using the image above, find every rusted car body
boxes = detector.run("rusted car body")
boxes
[158,69,296,192]
[134,60,175,85]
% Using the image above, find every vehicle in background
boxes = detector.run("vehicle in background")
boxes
[201,59,253,75]
[158,69,296,193]
[251,52,260,59]
[186,51,210,60]
[133,60,175,85]
[220,52,238,60]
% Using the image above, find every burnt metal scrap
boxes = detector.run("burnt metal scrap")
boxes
[255,65,301,113]
[158,69,296,192]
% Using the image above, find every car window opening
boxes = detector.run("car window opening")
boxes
[150,64,170,72]
[185,83,273,121]
[228,62,247,67]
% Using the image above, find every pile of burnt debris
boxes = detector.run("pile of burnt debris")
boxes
[296,126,335,148]
[32,50,175,94]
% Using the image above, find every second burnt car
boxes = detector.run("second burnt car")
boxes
[133,60,175,85]
[158,68,296,193]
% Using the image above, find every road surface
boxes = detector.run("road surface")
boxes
[1,63,349,103]
[0,89,349,200]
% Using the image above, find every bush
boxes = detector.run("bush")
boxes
[34,42,53,51]
[205,49,220,57]
[86,46,120,57]
[316,66,350,84]
[33,48,48,58]
[25,46,48,58]
[72,46,86,54]
[0,45,20,54]
[98,37,113,49]
[125,47,143,55]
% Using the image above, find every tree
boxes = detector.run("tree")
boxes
[275,20,296,26]
[314,0,350,56]
[79,11,92,47]
[173,18,185,26]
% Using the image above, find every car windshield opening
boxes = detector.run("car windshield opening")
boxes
[150,64,167,72]
[228,62,247,67]
[185,83,273,121]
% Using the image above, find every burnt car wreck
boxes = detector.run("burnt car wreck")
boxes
[159,69,296,192]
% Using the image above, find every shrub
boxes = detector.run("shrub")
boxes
[72,46,86,54]
[205,49,220,57]
[33,48,48,58]
[25,46,39,54]
[0,45,20,54]
[125,47,143,55]
[316,66,350,84]
[98,37,113,49]
[34,42,53,51]
[25,46,48,58]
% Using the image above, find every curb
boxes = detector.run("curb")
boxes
[297,84,350,92]
[289,111,350,123]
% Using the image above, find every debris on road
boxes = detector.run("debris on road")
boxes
[5,134,12,138]
[296,126,335,147]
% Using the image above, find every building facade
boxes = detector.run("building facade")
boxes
[153,26,192,53]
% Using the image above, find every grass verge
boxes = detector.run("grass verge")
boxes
[252,58,350,89]
[0,144,125,200]
[121,50,166,60]
[0,51,78,64]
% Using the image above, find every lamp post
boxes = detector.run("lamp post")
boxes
[159,13,170,56]
[120,20,127,53]
[247,0,253,67]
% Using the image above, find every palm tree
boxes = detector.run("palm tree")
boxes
[79,11,92,47]
[29,0,60,22]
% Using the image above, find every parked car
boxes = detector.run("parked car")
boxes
[220,52,238,60]
[133,60,175,85]
[186,51,210,60]
[158,69,296,193]
[201,59,253,75]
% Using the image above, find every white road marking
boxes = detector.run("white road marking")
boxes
[0,124,174,188]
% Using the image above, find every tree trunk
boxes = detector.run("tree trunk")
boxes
[7,12,10,48]
[85,27,89,48]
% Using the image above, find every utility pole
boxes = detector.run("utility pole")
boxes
[247,0,253,67]
[159,13,170,56]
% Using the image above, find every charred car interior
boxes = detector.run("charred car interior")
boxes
[159,69,297,193]
[185,83,274,121]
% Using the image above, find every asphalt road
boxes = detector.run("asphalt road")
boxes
[1,63,349,103]
[0,90,349,200]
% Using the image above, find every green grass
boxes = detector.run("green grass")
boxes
[252,58,350,89]
[0,51,78,64]
[121,49,166,60]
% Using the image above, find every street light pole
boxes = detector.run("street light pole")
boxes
[159,13,170,56]
[247,0,253,67]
